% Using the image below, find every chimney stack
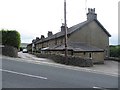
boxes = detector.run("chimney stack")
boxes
[87,8,97,20]
[61,23,65,32]
[48,31,53,37]
[41,35,45,39]
[32,39,36,43]
[36,37,40,41]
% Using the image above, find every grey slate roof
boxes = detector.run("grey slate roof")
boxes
[35,20,88,44]
[42,42,104,52]
[35,19,111,44]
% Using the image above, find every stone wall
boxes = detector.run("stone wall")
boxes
[73,52,104,64]
[0,45,18,57]
[35,53,93,67]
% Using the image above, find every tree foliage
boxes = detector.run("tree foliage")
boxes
[0,30,21,49]
[110,45,120,58]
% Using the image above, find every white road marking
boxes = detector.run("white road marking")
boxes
[0,69,47,80]
[93,86,109,90]
[93,86,101,88]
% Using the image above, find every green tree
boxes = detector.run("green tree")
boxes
[110,45,120,58]
[117,45,120,58]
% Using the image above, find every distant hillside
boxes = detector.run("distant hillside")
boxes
[20,43,29,48]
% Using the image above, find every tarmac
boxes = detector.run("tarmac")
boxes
[1,52,119,77]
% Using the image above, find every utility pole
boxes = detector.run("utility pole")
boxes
[64,0,68,61]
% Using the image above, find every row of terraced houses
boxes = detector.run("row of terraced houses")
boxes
[27,8,111,63]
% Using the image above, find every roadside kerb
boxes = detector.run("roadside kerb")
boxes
[2,55,118,77]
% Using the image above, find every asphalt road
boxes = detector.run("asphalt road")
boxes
[1,57,118,89]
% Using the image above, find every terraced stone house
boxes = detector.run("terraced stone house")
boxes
[27,8,111,63]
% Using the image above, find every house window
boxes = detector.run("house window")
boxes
[55,38,57,45]
[61,39,63,44]
[71,51,73,55]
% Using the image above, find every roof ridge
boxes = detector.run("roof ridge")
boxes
[35,19,110,44]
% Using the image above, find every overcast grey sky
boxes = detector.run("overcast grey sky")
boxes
[0,0,119,45]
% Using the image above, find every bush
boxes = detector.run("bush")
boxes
[0,30,21,49]
[110,45,120,58]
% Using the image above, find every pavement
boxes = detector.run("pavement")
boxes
[18,52,54,63]
[17,52,119,77]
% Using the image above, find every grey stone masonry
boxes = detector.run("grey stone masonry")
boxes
[87,8,97,20]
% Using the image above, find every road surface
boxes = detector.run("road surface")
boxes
[1,56,118,89]
[18,52,118,76]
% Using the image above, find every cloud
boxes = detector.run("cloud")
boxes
[0,0,119,45]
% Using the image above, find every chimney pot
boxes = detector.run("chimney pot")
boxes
[87,8,97,20]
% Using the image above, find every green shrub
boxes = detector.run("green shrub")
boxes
[0,30,21,49]
[110,45,120,58]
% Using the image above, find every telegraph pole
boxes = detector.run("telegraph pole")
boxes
[64,0,68,61]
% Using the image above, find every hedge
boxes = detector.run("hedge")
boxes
[110,45,120,58]
[0,30,21,49]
